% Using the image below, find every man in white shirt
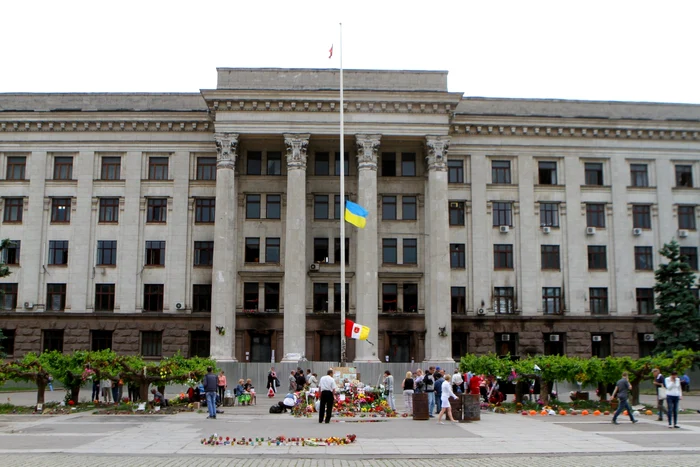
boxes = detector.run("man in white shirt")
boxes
[318,369,338,424]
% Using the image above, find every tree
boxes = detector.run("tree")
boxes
[653,240,700,354]
[41,350,91,404]
[0,353,51,405]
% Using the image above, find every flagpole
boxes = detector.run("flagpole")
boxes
[339,22,347,367]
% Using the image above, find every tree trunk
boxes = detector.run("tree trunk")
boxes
[36,382,47,406]
[631,381,640,406]
[140,382,150,402]
[598,382,608,401]
[514,381,523,404]
[540,380,549,405]
[70,386,81,404]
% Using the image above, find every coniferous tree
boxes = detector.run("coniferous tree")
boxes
[653,240,700,354]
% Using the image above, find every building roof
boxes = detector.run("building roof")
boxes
[0,93,208,112]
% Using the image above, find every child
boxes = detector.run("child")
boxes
[245,378,256,405]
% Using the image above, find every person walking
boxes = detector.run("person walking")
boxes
[203,366,218,419]
[318,369,337,424]
[383,370,396,412]
[217,370,227,402]
[424,368,436,418]
[437,374,458,424]
[267,367,278,394]
[402,371,415,415]
[652,368,668,422]
[434,369,445,414]
[665,371,683,429]
[611,372,637,425]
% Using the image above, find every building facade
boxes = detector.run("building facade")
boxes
[0,68,698,363]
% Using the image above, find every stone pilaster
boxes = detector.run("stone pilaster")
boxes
[424,136,453,363]
[211,132,238,361]
[282,134,310,362]
[354,135,381,363]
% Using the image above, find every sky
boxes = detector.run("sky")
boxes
[1,0,699,104]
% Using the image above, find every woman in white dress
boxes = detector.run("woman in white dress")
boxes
[437,374,458,424]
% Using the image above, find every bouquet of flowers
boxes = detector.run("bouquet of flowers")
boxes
[186,378,199,388]
[81,368,96,382]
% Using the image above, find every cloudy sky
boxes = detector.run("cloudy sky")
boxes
[2,0,698,104]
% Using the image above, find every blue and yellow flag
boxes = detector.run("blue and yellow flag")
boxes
[344,200,368,229]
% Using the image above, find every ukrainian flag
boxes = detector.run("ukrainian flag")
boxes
[344,200,368,229]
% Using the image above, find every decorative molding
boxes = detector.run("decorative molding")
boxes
[0,120,211,133]
[284,134,310,170]
[355,134,381,171]
[425,136,450,172]
[207,99,454,115]
[214,132,238,170]
[450,123,700,140]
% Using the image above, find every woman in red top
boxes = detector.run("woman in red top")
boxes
[217,370,227,402]
[469,374,482,396]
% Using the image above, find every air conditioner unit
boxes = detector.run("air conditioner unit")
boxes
[175,302,184,310]
[450,202,461,208]
[542,226,551,234]
[592,335,602,342]
[586,227,596,235]
[477,308,485,315]
[309,263,320,272]
[24,302,35,309]
[501,334,511,341]
[499,225,510,233]
[632,228,643,236]
[549,334,560,342]
[643,333,655,342]
[678,229,689,238]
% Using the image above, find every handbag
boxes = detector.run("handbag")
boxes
[657,387,667,400]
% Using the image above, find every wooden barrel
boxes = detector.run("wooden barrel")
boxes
[462,394,480,421]
[449,396,463,421]
[412,393,429,420]
[223,396,234,407]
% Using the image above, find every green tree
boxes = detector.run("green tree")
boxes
[653,240,700,353]
[0,353,51,405]
[41,350,91,404]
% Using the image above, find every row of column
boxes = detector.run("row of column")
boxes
[210,132,453,364]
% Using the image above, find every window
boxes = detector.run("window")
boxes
[192,284,212,312]
[314,195,329,219]
[0,329,15,356]
[538,161,557,185]
[675,165,693,187]
[334,195,341,220]
[494,287,515,314]
[0,283,18,310]
[586,203,605,228]
[189,331,210,358]
[334,152,349,176]
[267,152,282,175]
[264,283,280,312]
[46,284,66,311]
[634,246,653,271]
[493,244,513,269]
[584,162,604,186]
[496,333,517,357]
[194,241,214,266]
[246,194,260,219]
[678,205,696,229]
[382,239,397,264]
[148,157,168,180]
[389,334,411,362]
[43,330,64,352]
[245,238,260,263]
[1,240,20,265]
[333,283,350,313]
[334,238,349,265]
[382,284,398,312]
[320,334,341,361]
[195,198,215,223]
[448,160,464,183]
[244,282,259,311]
[541,245,561,270]
[94,284,115,312]
[591,334,611,358]
[401,153,416,176]
[402,238,417,265]
[6,156,26,180]
[451,286,466,314]
[53,156,73,180]
[381,152,396,176]
[250,333,272,362]
[143,284,164,312]
[51,198,71,223]
[382,196,397,220]
[145,241,165,266]
[101,157,121,180]
[681,247,698,270]
[588,245,607,270]
[314,238,329,263]
[636,288,654,315]
[48,240,69,265]
[492,202,512,226]
[3,198,23,222]
[404,284,418,312]
[449,202,464,226]
[589,288,608,315]
[265,238,280,263]
[452,332,468,360]
[544,333,565,356]
[196,156,216,181]
[146,198,167,223]
[247,151,262,175]
[540,203,559,227]
[266,195,281,219]
[633,205,651,229]
[96,240,117,266]
[450,243,466,269]
[99,198,119,223]
[315,152,330,175]
[492,160,511,184]
[542,287,562,314]
[402,196,417,220]
[630,164,649,187]
[313,283,328,312]
[141,331,162,356]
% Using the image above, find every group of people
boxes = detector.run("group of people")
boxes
[91,377,131,404]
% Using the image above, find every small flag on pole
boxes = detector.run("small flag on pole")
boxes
[344,319,370,340]
[344,200,368,228]
[329,44,333,59]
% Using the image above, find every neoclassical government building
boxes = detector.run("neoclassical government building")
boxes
[0,68,698,364]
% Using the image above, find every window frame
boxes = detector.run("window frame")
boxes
[678,205,696,230]
[266,151,282,175]
[100,156,121,181]
[634,246,654,271]
[42,329,64,352]
[636,288,654,315]
[540,245,561,270]
[247,151,262,175]
[448,160,464,183]
[314,194,329,220]
[632,204,651,229]
[147,157,169,181]
[53,156,74,180]
[382,283,398,312]
[266,194,281,219]
[538,161,557,185]
[192,284,212,313]
[194,241,214,266]
[401,153,416,176]
[382,238,397,264]
[586,203,606,228]
[245,237,260,263]
[194,198,215,223]
[264,283,280,312]
[589,287,609,315]
[145,240,166,266]
[94,283,115,312]
[46,283,67,311]
[584,162,604,186]
[333,238,349,265]
[382,196,397,220]
[542,287,562,314]
[243,282,259,311]
[265,237,281,264]
[492,202,512,227]
[3,197,24,223]
[245,194,261,219]
[143,284,164,312]
[403,238,418,265]
[48,240,69,265]
[314,238,329,263]
[141,330,163,356]
[0,283,18,310]
[449,201,465,226]
[6,156,26,180]
[1,240,20,265]
[98,197,119,223]
[630,164,649,187]
[51,198,71,223]
[196,156,216,181]
[491,160,511,184]
[587,245,607,270]
[493,287,515,314]
[96,240,117,266]
[450,243,466,269]
[381,153,396,176]
[402,196,417,220]
[451,286,466,314]
[539,203,559,227]
[680,247,698,271]
[313,282,328,312]
[493,244,514,269]
[146,198,168,223]
[403,283,418,312]
[675,165,693,187]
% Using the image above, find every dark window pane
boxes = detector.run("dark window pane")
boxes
[450,243,466,268]
[196,157,216,181]
[451,287,466,314]
[267,152,282,175]
[382,153,396,176]
[245,238,260,263]
[265,238,280,263]
[193,284,212,312]
[538,161,557,185]
[99,198,119,223]
[403,238,417,264]
[94,284,115,312]
[194,241,214,266]
[101,157,121,180]
[314,195,329,220]
[315,152,330,175]
[492,161,511,184]
[247,152,262,175]
[246,195,261,219]
[540,203,559,227]
[402,196,417,220]
[195,198,215,223]
[448,160,464,183]
[96,240,117,266]
[584,163,604,186]
[492,202,512,226]
[401,153,416,176]
[314,238,329,263]
[4,198,24,222]
[141,330,162,356]
[143,285,164,312]
[148,157,168,180]
[266,195,281,219]
[382,196,397,220]
[382,238,397,264]
[147,198,168,223]
[588,245,607,270]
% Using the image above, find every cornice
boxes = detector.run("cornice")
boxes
[0,117,212,134]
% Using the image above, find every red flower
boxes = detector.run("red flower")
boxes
[68,400,75,406]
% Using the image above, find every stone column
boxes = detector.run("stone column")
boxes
[282,134,310,362]
[211,133,239,362]
[354,135,381,363]
[424,136,453,363]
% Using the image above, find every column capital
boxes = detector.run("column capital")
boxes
[214,132,239,170]
[284,134,310,170]
[425,136,451,172]
[355,134,381,171]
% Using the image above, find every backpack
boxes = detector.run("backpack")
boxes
[269,404,283,414]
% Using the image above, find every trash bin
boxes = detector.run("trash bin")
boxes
[223,389,234,407]
[412,393,429,420]
[450,396,463,421]
[462,394,480,421]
